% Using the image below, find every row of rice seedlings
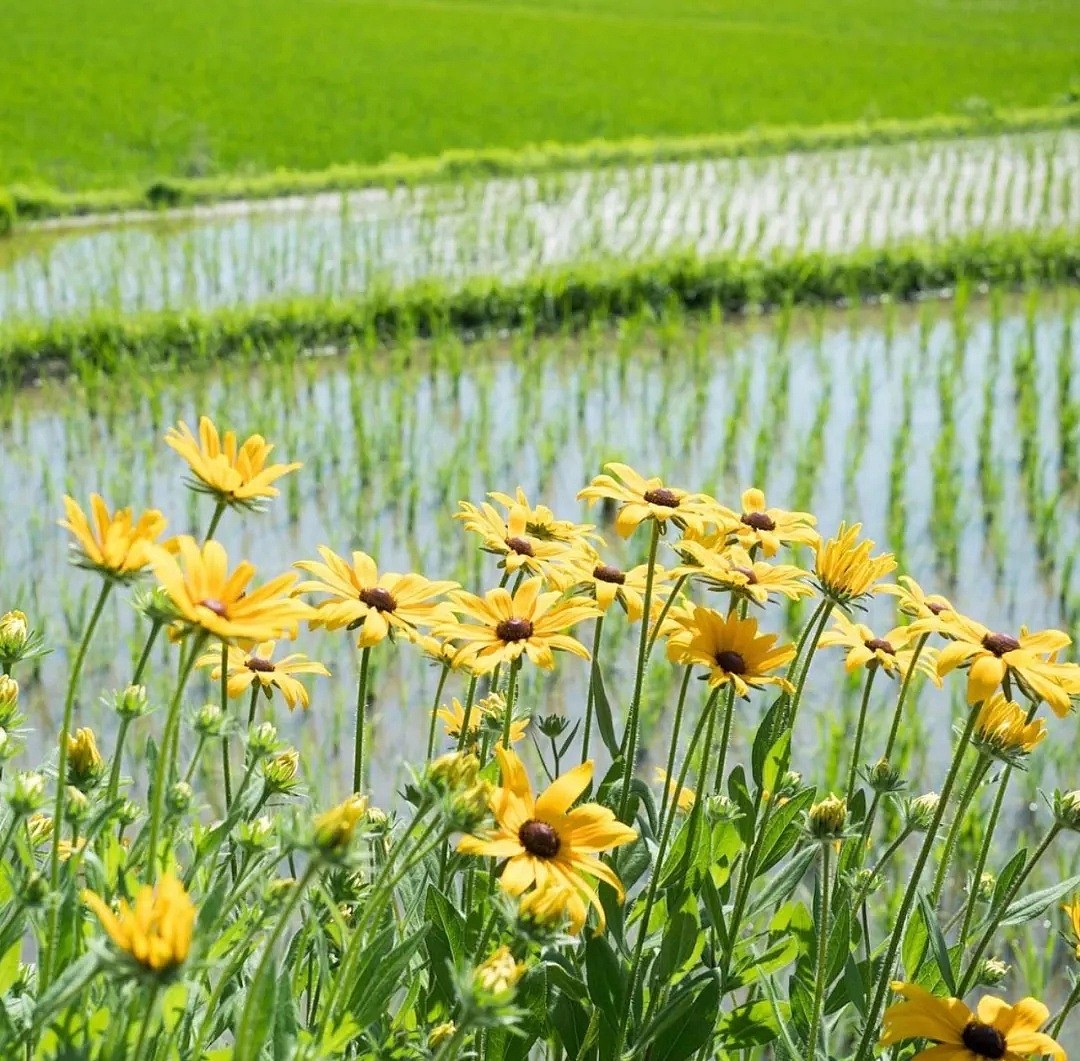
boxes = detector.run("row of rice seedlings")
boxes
[1,131,1077,326]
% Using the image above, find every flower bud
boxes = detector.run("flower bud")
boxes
[704,794,740,824]
[313,794,368,854]
[778,770,803,798]
[263,749,300,792]
[7,772,46,816]
[264,877,296,905]
[194,703,225,737]
[450,780,493,832]
[247,721,279,758]
[807,794,848,841]
[474,945,524,999]
[428,1021,457,1049]
[66,728,104,788]
[26,813,53,846]
[1054,789,1080,832]
[133,586,179,626]
[537,714,569,739]
[427,752,480,793]
[238,815,275,851]
[365,807,390,832]
[65,786,90,823]
[976,957,1010,986]
[0,611,31,666]
[112,684,149,721]
[867,758,903,794]
[117,799,140,827]
[0,728,13,763]
[973,871,995,903]
[0,676,19,725]
[21,872,47,908]
[905,792,940,832]
[166,782,193,816]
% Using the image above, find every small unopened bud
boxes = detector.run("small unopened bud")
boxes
[238,815,275,851]
[977,957,1010,986]
[905,792,940,832]
[0,611,31,666]
[263,749,299,791]
[807,794,848,841]
[0,728,12,762]
[1054,790,1080,832]
[65,786,90,823]
[134,586,179,626]
[427,752,480,793]
[21,872,47,907]
[427,1021,457,1049]
[973,871,996,903]
[0,676,19,724]
[264,877,296,905]
[867,758,903,794]
[194,703,225,737]
[451,779,493,831]
[117,799,140,827]
[852,867,880,895]
[365,807,390,831]
[166,781,193,816]
[704,794,740,823]
[475,945,524,999]
[778,770,802,797]
[536,714,569,739]
[247,721,279,757]
[7,772,45,816]
[313,794,368,854]
[26,814,53,846]
[113,684,149,720]
[66,728,104,788]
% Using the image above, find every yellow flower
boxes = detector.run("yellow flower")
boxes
[808,794,848,840]
[653,768,695,813]
[58,837,87,861]
[60,495,170,581]
[294,547,457,649]
[66,728,104,787]
[882,575,957,622]
[817,613,940,683]
[672,540,813,606]
[83,873,195,975]
[475,945,525,997]
[1063,896,1080,959]
[973,693,1047,761]
[577,463,715,539]
[487,488,603,548]
[518,882,582,931]
[148,537,312,644]
[427,1022,457,1049]
[665,605,795,697]
[197,641,329,710]
[548,553,668,623]
[710,488,819,557]
[456,500,576,577]
[814,522,896,605]
[165,416,301,511]
[931,613,1077,716]
[880,981,1065,1061]
[435,696,528,745]
[313,794,368,852]
[439,577,599,675]
[458,747,637,933]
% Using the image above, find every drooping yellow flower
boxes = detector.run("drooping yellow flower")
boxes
[456,500,576,577]
[548,553,669,623]
[710,488,819,557]
[577,463,715,539]
[313,794,368,852]
[880,981,1065,1061]
[197,641,330,710]
[435,695,529,745]
[930,613,1077,716]
[518,882,583,932]
[147,537,311,644]
[817,613,940,683]
[165,416,301,511]
[882,575,957,622]
[475,945,525,997]
[83,873,195,975]
[653,768,695,813]
[973,692,1047,762]
[407,627,481,674]
[66,728,104,788]
[1063,896,1080,959]
[294,548,457,649]
[672,540,813,606]
[60,495,170,582]
[439,577,599,675]
[458,747,637,933]
[488,488,603,549]
[665,605,795,697]
[814,522,896,606]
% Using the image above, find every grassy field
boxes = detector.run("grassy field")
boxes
[2,0,1079,191]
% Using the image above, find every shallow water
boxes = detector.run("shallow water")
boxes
[1,131,1077,325]
[1,292,1076,808]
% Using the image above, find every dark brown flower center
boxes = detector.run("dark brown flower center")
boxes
[982,632,1021,657]
[643,487,680,508]
[715,650,747,675]
[733,565,758,585]
[496,618,534,643]
[359,587,397,613]
[198,598,229,618]
[593,564,626,585]
[864,638,895,655]
[961,1021,1007,1059]
[505,536,534,557]
[741,511,776,532]
[927,601,948,615]
[518,819,560,858]
[245,656,276,673]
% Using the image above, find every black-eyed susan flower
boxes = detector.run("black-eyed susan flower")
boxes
[294,547,456,648]
[880,981,1065,1060]
[439,577,599,675]
[577,463,715,539]
[458,747,636,933]
[1062,896,1080,959]
[66,728,104,789]
[313,794,368,854]
[456,500,577,577]
[931,614,1078,716]
[883,575,957,622]
[147,537,311,644]
[165,416,301,512]
[60,495,171,582]
[653,768,695,813]
[435,695,529,745]
[814,522,897,607]
[711,488,819,557]
[972,692,1047,765]
[83,873,195,976]
[817,613,940,683]
[665,605,795,697]
[518,881,582,933]
[488,488,603,549]
[672,540,813,606]
[196,641,329,710]
[549,553,668,623]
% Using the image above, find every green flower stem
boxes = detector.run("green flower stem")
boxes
[145,634,207,881]
[845,664,878,804]
[204,501,227,541]
[1050,974,1080,1038]
[581,615,605,762]
[955,764,1013,947]
[657,665,694,827]
[454,674,480,753]
[219,639,233,810]
[501,657,522,750]
[807,843,833,1058]
[42,578,112,992]
[131,982,162,1061]
[645,573,688,659]
[711,683,738,794]
[619,519,661,822]
[929,754,990,906]
[352,646,372,792]
[958,823,1061,994]
[247,683,260,726]
[852,703,980,1061]
[784,599,833,733]
[424,661,452,762]
[615,684,717,1058]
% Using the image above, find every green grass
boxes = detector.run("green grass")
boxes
[2,0,1079,191]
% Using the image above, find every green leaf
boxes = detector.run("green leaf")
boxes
[0,942,21,997]
[638,970,720,1061]
[234,950,278,1061]
[424,886,466,1009]
[843,955,868,1017]
[918,893,956,993]
[584,934,624,1031]
[752,694,791,791]
[901,905,928,978]
[590,658,621,759]
[988,849,1028,918]
[747,846,816,918]
[655,909,700,984]
[31,953,100,1032]
[999,873,1080,927]
[715,999,783,1049]
[347,926,428,1029]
